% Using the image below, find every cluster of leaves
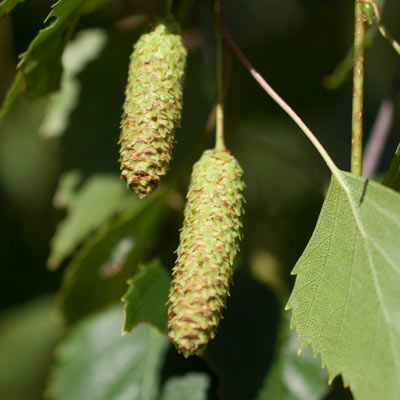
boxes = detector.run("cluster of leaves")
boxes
[0,0,400,400]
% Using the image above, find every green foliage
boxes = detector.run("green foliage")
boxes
[122,259,171,335]
[0,72,23,127]
[59,188,169,324]
[382,144,400,191]
[256,314,330,400]
[40,28,107,138]
[2,1,400,399]
[48,171,132,269]
[0,0,25,19]
[287,170,400,400]
[160,373,211,400]
[0,296,63,400]
[17,0,106,99]
[46,304,170,400]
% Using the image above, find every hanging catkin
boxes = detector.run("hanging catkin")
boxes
[119,17,186,198]
[168,149,244,357]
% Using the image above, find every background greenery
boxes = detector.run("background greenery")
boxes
[0,0,399,399]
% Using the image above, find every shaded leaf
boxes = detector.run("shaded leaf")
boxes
[0,94,57,213]
[0,296,63,400]
[122,259,171,335]
[0,71,23,127]
[382,144,400,192]
[0,0,26,19]
[287,171,400,400]
[48,171,132,270]
[256,313,330,400]
[160,373,211,400]
[60,187,169,324]
[46,303,170,400]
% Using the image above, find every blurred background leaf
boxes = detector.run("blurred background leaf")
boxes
[0,0,26,19]
[255,312,330,400]
[0,296,63,400]
[46,303,170,400]
[382,143,400,190]
[39,28,108,139]
[59,188,170,324]
[160,373,211,400]
[47,171,132,270]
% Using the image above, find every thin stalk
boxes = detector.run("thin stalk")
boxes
[214,0,225,150]
[351,1,366,176]
[216,15,339,178]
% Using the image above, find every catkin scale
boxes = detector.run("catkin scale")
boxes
[168,149,244,357]
[119,17,186,198]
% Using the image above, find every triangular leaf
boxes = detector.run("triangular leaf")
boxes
[46,303,169,400]
[287,170,400,400]
[122,259,171,336]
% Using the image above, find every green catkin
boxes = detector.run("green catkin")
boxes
[168,149,244,357]
[119,17,187,199]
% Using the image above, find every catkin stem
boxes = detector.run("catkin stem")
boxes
[351,1,365,176]
[214,0,225,150]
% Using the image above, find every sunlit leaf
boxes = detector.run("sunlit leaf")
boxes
[122,259,171,335]
[46,303,170,400]
[287,170,400,400]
